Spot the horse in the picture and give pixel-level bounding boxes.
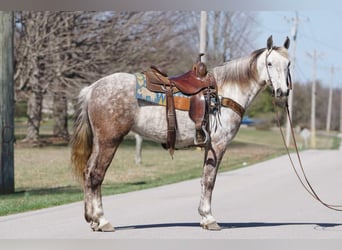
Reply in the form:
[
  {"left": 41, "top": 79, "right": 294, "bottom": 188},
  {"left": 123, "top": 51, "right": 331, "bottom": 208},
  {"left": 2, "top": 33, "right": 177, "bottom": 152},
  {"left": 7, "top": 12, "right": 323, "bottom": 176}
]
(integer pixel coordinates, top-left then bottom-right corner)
[{"left": 70, "top": 36, "right": 291, "bottom": 232}]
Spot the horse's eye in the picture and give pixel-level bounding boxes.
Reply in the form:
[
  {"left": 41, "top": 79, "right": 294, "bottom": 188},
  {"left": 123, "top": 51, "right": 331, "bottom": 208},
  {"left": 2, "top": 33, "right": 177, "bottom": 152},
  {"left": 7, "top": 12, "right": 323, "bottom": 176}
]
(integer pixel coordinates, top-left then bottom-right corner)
[{"left": 267, "top": 62, "right": 272, "bottom": 67}]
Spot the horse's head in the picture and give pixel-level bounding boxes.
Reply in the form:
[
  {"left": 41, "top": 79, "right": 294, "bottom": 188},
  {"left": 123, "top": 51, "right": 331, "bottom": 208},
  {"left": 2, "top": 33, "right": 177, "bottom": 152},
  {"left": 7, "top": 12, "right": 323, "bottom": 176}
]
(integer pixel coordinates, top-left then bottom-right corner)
[{"left": 258, "top": 36, "right": 291, "bottom": 99}]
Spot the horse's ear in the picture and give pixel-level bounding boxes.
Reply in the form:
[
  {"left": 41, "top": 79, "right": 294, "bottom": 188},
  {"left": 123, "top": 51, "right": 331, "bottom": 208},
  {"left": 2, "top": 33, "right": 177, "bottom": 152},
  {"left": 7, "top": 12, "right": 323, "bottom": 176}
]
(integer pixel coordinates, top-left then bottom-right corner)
[
  {"left": 284, "top": 36, "right": 290, "bottom": 49},
  {"left": 267, "top": 35, "right": 273, "bottom": 50}
]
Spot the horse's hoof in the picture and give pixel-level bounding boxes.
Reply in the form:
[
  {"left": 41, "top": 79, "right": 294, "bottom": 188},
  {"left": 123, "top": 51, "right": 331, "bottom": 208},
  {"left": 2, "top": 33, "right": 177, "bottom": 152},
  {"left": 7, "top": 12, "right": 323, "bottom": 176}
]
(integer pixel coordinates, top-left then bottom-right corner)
[
  {"left": 98, "top": 222, "right": 115, "bottom": 232},
  {"left": 91, "top": 221, "right": 115, "bottom": 232},
  {"left": 202, "top": 222, "right": 221, "bottom": 231}
]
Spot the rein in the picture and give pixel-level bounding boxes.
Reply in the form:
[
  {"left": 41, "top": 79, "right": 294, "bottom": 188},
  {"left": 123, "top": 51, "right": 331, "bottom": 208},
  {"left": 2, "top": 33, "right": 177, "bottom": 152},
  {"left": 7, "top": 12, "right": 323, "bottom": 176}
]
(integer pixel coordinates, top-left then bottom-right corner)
[{"left": 273, "top": 100, "right": 342, "bottom": 211}]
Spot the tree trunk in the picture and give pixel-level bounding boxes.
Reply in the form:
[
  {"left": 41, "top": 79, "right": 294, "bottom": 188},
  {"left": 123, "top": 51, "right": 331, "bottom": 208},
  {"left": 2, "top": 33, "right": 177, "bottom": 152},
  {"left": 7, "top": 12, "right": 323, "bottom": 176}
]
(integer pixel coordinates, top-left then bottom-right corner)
[
  {"left": 25, "top": 86, "right": 43, "bottom": 142},
  {"left": 53, "top": 92, "right": 69, "bottom": 139},
  {"left": 0, "top": 11, "right": 14, "bottom": 194}
]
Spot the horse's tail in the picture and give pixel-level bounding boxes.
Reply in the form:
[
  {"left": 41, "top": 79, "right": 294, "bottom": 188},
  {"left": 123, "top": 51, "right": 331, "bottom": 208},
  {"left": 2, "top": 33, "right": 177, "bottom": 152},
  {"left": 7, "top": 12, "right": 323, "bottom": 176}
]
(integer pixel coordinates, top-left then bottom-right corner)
[{"left": 70, "top": 86, "right": 93, "bottom": 184}]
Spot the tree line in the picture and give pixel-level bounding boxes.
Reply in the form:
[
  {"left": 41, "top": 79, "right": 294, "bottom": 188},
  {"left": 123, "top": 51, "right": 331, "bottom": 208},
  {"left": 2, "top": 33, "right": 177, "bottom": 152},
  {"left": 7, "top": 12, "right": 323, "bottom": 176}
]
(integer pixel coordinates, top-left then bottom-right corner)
[{"left": 246, "top": 81, "right": 341, "bottom": 131}]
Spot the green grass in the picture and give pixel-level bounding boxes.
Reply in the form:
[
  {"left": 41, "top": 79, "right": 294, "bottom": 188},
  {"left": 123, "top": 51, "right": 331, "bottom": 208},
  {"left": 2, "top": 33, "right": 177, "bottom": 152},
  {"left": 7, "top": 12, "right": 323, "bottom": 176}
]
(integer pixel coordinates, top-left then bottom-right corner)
[{"left": 0, "top": 125, "right": 339, "bottom": 217}]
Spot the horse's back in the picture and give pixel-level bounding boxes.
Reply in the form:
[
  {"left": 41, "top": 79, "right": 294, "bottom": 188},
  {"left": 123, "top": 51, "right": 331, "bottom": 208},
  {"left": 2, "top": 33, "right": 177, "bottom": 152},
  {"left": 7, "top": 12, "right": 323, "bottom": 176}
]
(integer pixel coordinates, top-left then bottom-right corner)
[{"left": 90, "top": 72, "right": 135, "bottom": 95}]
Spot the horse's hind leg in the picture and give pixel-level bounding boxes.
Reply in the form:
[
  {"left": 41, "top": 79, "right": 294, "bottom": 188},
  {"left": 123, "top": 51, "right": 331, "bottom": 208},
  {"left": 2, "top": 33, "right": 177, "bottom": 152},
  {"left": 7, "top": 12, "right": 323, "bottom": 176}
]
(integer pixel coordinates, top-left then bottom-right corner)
[
  {"left": 84, "top": 138, "right": 122, "bottom": 232},
  {"left": 198, "top": 144, "right": 225, "bottom": 231},
  {"left": 134, "top": 133, "right": 143, "bottom": 164}
]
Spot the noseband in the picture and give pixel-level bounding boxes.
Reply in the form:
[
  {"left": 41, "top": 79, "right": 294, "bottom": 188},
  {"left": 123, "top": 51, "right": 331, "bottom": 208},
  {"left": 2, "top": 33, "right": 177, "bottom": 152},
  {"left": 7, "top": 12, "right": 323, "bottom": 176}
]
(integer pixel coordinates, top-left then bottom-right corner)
[{"left": 287, "top": 67, "right": 292, "bottom": 90}]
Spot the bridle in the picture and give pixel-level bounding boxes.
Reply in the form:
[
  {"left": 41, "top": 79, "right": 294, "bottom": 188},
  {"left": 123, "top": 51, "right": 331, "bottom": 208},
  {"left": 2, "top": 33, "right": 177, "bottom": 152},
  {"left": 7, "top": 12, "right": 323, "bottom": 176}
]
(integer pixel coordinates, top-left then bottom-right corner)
[
  {"left": 265, "top": 48, "right": 292, "bottom": 96},
  {"left": 265, "top": 48, "right": 273, "bottom": 86},
  {"left": 273, "top": 99, "right": 342, "bottom": 211}
]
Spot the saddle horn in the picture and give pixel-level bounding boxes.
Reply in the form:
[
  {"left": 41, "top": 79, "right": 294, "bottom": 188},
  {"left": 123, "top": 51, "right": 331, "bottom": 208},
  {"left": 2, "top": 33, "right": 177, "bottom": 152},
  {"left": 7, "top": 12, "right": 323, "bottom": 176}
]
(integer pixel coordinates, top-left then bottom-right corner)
[
  {"left": 194, "top": 53, "right": 207, "bottom": 78},
  {"left": 198, "top": 53, "right": 205, "bottom": 63}
]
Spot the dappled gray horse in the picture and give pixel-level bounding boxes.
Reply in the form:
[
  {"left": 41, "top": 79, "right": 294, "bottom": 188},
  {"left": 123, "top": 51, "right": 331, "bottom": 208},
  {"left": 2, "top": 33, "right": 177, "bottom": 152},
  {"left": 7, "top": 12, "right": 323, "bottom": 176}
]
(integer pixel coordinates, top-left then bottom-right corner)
[{"left": 71, "top": 36, "right": 291, "bottom": 232}]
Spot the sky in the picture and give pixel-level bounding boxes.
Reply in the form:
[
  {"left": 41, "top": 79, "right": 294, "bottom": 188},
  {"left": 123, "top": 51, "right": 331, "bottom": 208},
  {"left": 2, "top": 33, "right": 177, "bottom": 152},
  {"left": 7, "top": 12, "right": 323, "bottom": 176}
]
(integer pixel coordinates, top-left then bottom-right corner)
[{"left": 254, "top": 11, "right": 342, "bottom": 89}]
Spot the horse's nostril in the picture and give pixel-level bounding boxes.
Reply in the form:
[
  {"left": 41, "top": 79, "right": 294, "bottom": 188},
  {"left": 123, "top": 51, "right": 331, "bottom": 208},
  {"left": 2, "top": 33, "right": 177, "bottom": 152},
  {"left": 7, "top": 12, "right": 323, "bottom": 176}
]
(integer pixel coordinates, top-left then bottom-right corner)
[
  {"left": 275, "top": 88, "right": 289, "bottom": 97},
  {"left": 276, "top": 88, "right": 282, "bottom": 97}
]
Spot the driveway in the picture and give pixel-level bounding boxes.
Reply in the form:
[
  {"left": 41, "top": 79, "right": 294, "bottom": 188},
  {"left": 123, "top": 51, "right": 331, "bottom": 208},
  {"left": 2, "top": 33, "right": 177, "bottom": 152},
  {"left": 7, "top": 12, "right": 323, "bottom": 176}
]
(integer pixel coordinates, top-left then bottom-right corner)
[{"left": 0, "top": 149, "right": 341, "bottom": 239}]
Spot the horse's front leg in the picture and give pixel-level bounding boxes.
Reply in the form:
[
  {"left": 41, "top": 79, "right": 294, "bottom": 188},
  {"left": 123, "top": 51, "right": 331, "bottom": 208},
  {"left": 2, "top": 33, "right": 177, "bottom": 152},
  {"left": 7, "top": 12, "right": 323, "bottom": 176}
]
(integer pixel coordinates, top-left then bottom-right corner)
[{"left": 198, "top": 144, "right": 224, "bottom": 231}]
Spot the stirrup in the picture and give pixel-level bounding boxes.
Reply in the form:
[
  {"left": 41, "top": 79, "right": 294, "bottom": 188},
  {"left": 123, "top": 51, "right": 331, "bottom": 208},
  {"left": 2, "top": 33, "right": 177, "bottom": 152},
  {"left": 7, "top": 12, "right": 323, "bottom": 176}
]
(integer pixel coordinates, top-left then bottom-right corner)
[{"left": 194, "top": 125, "right": 209, "bottom": 145}]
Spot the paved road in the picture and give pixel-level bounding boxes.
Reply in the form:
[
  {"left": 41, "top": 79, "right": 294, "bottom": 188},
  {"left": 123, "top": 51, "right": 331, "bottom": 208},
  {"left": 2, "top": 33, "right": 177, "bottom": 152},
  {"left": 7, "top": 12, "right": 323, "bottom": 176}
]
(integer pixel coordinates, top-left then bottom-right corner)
[{"left": 1, "top": 149, "right": 342, "bottom": 239}]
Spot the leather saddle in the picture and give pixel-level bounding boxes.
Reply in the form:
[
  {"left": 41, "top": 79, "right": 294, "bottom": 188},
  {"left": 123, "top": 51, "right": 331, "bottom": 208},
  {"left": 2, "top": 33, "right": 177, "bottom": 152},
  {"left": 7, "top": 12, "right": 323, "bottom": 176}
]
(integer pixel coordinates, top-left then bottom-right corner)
[{"left": 144, "top": 54, "right": 219, "bottom": 157}]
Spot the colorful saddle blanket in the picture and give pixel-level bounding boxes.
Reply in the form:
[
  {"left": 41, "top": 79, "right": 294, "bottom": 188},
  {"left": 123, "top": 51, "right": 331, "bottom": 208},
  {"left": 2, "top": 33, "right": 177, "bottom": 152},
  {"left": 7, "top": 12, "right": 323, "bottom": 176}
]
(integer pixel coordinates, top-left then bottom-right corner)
[{"left": 135, "top": 72, "right": 190, "bottom": 111}]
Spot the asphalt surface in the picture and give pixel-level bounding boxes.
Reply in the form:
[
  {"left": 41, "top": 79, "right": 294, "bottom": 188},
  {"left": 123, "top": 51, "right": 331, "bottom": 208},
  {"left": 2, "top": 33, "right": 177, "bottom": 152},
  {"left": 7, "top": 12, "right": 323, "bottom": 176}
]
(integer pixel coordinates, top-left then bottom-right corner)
[{"left": 1, "top": 148, "right": 342, "bottom": 239}]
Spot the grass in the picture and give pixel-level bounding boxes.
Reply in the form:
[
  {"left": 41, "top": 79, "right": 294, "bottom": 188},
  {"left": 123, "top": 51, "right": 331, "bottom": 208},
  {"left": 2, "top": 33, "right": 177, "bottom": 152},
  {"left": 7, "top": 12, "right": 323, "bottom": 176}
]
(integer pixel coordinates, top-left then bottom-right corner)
[{"left": 0, "top": 125, "right": 339, "bottom": 217}]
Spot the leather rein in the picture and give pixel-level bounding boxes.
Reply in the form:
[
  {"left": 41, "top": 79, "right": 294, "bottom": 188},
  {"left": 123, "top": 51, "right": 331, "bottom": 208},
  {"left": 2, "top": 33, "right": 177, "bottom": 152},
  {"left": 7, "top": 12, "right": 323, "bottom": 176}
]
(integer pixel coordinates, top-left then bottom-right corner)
[
  {"left": 273, "top": 99, "right": 342, "bottom": 212},
  {"left": 265, "top": 48, "right": 342, "bottom": 211}
]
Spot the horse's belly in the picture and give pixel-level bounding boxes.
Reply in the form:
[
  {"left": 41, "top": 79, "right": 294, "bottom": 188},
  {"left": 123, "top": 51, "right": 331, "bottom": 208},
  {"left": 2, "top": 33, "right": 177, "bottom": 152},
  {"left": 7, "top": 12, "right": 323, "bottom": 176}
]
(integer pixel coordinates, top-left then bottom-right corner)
[{"left": 131, "top": 105, "right": 195, "bottom": 147}]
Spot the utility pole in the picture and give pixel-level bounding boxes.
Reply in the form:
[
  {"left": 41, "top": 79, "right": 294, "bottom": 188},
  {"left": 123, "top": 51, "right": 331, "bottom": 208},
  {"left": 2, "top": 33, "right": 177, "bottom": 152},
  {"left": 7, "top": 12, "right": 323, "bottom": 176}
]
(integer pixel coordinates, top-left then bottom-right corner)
[
  {"left": 0, "top": 11, "right": 14, "bottom": 194},
  {"left": 307, "top": 50, "right": 320, "bottom": 149},
  {"left": 199, "top": 11, "right": 207, "bottom": 63},
  {"left": 340, "top": 88, "right": 342, "bottom": 132},
  {"left": 285, "top": 12, "right": 299, "bottom": 147},
  {"left": 326, "top": 66, "right": 334, "bottom": 132}
]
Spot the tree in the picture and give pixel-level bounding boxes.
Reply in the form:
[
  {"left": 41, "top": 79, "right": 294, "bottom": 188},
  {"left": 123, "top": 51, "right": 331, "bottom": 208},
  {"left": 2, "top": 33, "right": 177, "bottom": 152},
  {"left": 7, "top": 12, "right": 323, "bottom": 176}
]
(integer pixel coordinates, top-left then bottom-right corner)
[
  {"left": 246, "top": 88, "right": 274, "bottom": 117},
  {"left": 290, "top": 81, "right": 341, "bottom": 131},
  {"left": 206, "top": 11, "right": 259, "bottom": 66},
  {"left": 14, "top": 12, "right": 53, "bottom": 142},
  {"left": 292, "top": 81, "right": 311, "bottom": 128}
]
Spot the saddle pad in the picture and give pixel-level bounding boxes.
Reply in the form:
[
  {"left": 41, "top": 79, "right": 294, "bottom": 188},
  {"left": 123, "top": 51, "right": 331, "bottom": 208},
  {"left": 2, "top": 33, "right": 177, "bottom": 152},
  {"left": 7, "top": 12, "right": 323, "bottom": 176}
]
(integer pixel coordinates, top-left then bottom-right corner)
[{"left": 135, "top": 73, "right": 190, "bottom": 111}]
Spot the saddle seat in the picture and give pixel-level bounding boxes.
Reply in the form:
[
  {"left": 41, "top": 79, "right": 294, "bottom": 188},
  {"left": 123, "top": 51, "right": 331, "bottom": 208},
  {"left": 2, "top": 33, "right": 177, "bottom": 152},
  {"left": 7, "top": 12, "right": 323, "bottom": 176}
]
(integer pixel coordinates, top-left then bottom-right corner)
[
  {"left": 148, "top": 58, "right": 216, "bottom": 95},
  {"left": 150, "top": 65, "right": 214, "bottom": 95},
  {"left": 144, "top": 54, "right": 219, "bottom": 157}
]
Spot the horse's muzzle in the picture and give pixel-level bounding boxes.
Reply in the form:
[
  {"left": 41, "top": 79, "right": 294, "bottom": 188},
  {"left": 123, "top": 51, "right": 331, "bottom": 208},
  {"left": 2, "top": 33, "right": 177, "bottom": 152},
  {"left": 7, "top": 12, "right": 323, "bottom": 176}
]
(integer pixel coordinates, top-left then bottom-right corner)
[{"left": 273, "top": 88, "right": 289, "bottom": 98}]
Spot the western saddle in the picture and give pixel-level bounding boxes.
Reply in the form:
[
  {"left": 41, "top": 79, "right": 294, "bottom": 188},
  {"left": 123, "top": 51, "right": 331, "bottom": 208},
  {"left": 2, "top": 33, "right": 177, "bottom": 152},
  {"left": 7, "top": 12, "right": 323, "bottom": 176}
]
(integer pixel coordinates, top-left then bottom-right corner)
[{"left": 144, "top": 54, "right": 219, "bottom": 156}]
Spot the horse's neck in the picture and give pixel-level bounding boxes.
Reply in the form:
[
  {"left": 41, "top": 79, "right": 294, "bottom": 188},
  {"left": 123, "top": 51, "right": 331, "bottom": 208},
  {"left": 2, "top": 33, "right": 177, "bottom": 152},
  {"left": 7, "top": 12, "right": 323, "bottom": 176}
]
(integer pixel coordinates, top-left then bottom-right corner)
[{"left": 214, "top": 58, "right": 265, "bottom": 110}]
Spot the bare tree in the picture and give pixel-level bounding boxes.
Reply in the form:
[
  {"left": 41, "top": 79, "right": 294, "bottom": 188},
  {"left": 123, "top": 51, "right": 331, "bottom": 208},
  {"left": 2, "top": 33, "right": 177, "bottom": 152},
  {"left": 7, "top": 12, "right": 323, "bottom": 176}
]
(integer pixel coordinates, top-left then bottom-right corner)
[
  {"left": 15, "top": 12, "right": 53, "bottom": 142},
  {"left": 206, "top": 11, "right": 259, "bottom": 66}
]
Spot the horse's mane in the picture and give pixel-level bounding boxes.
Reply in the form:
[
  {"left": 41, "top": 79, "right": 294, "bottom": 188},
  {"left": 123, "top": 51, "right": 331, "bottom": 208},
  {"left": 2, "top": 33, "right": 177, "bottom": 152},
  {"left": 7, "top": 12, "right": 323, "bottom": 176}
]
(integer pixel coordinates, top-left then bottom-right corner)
[
  {"left": 212, "top": 48, "right": 265, "bottom": 89},
  {"left": 212, "top": 46, "right": 287, "bottom": 89}
]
